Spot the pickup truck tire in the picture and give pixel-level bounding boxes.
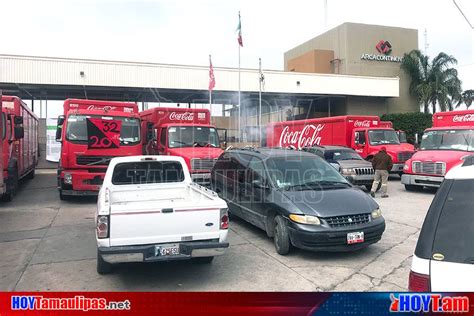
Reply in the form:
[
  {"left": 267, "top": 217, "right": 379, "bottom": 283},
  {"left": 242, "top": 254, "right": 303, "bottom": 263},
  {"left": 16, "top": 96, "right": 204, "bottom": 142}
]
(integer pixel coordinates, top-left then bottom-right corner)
[
  {"left": 97, "top": 250, "right": 112, "bottom": 274},
  {"left": 193, "top": 256, "right": 214, "bottom": 264},
  {"left": 274, "top": 215, "right": 290, "bottom": 255}
]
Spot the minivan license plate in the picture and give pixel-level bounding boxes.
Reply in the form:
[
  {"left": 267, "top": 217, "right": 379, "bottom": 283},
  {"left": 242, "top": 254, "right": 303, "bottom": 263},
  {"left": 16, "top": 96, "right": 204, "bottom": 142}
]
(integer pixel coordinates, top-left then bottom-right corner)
[
  {"left": 155, "top": 244, "right": 180, "bottom": 256},
  {"left": 347, "top": 232, "right": 364, "bottom": 244}
]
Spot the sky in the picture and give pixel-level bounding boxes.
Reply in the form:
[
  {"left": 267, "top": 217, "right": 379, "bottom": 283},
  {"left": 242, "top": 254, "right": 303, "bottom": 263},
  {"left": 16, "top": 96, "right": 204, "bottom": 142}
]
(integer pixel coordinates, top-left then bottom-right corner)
[{"left": 1, "top": 0, "right": 473, "bottom": 117}]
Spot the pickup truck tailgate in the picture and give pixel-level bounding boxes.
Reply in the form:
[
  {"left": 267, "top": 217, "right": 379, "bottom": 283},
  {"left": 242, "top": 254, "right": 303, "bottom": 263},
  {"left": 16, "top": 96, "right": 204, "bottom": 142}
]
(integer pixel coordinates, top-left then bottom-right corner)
[{"left": 109, "top": 186, "right": 222, "bottom": 247}]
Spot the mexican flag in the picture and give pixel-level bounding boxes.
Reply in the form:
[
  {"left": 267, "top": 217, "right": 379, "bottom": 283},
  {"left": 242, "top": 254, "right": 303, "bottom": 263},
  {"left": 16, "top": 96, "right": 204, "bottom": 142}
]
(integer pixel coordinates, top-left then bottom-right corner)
[{"left": 237, "top": 12, "right": 243, "bottom": 47}]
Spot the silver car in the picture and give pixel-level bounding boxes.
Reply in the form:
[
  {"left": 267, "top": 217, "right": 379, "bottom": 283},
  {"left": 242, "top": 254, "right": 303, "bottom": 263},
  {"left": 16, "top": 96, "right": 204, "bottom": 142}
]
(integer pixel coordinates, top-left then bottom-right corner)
[{"left": 303, "top": 146, "right": 375, "bottom": 191}]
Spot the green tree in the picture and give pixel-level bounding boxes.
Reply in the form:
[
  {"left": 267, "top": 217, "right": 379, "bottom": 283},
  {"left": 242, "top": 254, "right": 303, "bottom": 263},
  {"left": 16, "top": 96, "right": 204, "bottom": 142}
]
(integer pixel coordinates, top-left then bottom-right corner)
[
  {"left": 459, "top": 89, "right": 474, "bottom": 109},
  {"left": 401, "top": 50, "right": 462, "bottom": 113}
]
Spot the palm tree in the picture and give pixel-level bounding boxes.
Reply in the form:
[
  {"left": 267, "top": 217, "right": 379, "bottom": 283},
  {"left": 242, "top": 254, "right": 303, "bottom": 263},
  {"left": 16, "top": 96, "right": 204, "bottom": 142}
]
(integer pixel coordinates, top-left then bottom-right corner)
[
  {"left": 401, "top": 50, "right": 462, "bottom": 113},
  {"left": 459, "top": 89, "right": 474, "bottom": 109}
]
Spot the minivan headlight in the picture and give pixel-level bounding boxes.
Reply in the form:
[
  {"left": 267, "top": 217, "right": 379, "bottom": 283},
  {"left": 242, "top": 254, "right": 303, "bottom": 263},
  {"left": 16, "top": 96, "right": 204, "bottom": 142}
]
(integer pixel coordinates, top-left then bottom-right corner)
[
  {"left": 371, "top": 208, "right": 382, "bottom": 219},
  {"left": 289, "top": 214, "right": 321, "bottom": 225}
]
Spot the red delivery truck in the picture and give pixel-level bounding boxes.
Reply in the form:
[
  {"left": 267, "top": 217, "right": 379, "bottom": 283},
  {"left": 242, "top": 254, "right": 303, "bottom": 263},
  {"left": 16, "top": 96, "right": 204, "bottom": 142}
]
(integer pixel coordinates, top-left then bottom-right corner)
[
  {"left": 140, "top": 107, "right": 223, "bottom": 184},
  {"left": 56, "top": 99, "right": 141, "bottom": 200},
  {"left": 401, "top": 109, "right": 474, "bottom": 190},
  {"left": 1, "top": 95, "right": 39, "bottom": 201},
  {"left": 266, "top": 115, "right": 415, "bottom": 174}
]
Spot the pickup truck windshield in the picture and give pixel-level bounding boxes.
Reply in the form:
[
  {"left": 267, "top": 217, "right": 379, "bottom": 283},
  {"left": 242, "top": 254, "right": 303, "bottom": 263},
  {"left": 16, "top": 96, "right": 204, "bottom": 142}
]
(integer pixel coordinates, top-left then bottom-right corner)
[
  {"left": 420, "top": 129, "right": 474, "bottom": 152},
  {"left": 266, "top": 156, "right": 349, "bottom": 190},
  {"left": 112, "top": 161, "right": 185, "bottom": 185},
  {"left": 168, "top": 126, "right": 219, "bottom": 148},
  {"left": 368, "top": 129, "right": 400, "bottom": 145},
  {"left": 66, "top": 115, "right": 140, "bottom": 145}
]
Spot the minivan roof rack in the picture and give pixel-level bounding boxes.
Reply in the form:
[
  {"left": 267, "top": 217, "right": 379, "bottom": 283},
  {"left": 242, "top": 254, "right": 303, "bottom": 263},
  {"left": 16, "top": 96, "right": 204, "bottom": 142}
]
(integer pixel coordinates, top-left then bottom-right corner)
[{"left": 462, "top": 155, "right": 474, "bottom": 167}]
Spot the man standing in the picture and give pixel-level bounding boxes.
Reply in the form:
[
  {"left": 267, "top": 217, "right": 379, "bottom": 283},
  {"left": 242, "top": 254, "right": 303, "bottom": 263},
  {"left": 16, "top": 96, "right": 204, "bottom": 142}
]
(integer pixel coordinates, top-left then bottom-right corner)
[{"left": 370, "top": 147, "right": 393, "bottom": 198}]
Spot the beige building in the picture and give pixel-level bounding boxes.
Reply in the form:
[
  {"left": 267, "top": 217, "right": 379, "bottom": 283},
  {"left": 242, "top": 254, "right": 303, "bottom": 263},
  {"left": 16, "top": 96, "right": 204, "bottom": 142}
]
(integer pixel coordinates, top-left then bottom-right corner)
[{"left": 284, "top": 22, "right": 419, "bottom": 116}]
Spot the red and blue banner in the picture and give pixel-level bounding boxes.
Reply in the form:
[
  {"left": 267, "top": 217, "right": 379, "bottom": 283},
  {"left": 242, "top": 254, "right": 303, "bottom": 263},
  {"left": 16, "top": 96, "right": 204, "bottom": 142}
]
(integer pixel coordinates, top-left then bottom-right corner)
[{"left": 1, "top": 292, "right": 473, "bottom": 315}]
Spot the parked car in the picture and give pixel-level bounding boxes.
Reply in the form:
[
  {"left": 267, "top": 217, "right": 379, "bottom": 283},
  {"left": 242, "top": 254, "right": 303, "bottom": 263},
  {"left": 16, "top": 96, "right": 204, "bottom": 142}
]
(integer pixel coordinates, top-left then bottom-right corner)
[
  {"left": 96, "top": 155, "right": 229, "bottom": 274},
  {"left": 302, "top": 145, "right": 375, "bottom": 190},
  {"left": 210, "top": 148, "right": 385, "bottom": 255},
  {"left": 408, "top": 156, "right": 474, "bottom": 291}
]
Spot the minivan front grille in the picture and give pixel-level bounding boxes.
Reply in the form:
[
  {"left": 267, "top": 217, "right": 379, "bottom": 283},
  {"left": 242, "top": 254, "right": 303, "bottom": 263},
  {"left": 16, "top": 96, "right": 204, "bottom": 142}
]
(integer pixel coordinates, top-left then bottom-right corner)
[
  {"left": 412, "top": 161, "right": 446, "bottom": 176},
  {"left": 354, "top": 167, "right": 375, "bottom": 175},
  {"left": 398, "top": 152, "right": 413, "bottom": 162},
  {"left": 191, "top": 158, "right": 217, "bottom": 171},
  {"left": 76, "top": 156, "right": 114, "bottom": 166},
  {"left": 325, "top": 213, "right": 371, "bottom": 228}
]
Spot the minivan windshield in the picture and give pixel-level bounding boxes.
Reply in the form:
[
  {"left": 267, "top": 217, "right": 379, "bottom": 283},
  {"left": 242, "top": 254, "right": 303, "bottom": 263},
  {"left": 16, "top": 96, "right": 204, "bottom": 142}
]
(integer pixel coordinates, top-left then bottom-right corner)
[
  {"left": 266, "top": 156, "right": 349, "bottom": 190},
  {"left": 168, "top": 126, "right": 219, "bottom": 148},
  {"left": 368, "top": 129, "right": 400, "bottom": 145},
  {"left": 66, "top": 115, "right": 140, "bottom": 145},
  {"left": 420, "top": 129, "right": 474, "bottom": 152},
  {"left": 432, "top": 179, "right": 474, "bottom": 264}
]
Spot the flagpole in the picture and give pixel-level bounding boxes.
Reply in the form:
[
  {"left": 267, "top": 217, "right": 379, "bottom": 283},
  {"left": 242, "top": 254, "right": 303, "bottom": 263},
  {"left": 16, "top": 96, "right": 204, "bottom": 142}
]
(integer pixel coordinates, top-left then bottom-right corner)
[
  {"left": 238, "top": 38, "right": 241, "bottom": 142},
  {"left": 258, "top": 57, "right": 262, "bottom": 144},
  {"left": 209, "top": 54, "right": 212, "bottom": 108}
]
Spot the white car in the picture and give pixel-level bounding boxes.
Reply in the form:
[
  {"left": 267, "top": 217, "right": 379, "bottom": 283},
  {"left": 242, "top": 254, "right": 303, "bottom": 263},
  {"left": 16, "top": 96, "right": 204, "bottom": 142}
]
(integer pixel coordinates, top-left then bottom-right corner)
[
  {"left": 409, "top": 156, "right": 474, "bottom": 291},
  {"left": 95, "top": 155, "right": 229, "bottom": 274}
]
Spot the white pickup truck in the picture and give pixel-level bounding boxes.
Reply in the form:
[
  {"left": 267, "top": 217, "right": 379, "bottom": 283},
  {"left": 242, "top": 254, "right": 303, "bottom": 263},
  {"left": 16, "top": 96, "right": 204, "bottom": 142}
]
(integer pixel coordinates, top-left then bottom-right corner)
[{"left": 95, "top": 155, "right": 229, "bottom": 274}]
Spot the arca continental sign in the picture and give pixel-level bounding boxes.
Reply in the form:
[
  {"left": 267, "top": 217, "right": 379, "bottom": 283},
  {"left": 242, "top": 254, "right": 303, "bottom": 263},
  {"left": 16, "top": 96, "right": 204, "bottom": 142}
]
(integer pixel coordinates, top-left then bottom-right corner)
[{"left": 361, "top": 40, "right": 403, "bottom": 63}]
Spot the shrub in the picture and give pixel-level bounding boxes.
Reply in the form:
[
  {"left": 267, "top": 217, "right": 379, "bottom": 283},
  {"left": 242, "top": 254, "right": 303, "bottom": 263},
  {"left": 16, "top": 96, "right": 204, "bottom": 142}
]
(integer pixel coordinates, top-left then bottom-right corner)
[{"left": 380, "top": 112, "right": 432, "bottom": 144}]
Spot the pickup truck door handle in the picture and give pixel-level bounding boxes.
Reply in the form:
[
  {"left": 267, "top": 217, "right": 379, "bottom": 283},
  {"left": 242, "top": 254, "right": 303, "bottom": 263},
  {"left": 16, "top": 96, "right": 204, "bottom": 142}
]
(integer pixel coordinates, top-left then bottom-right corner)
[{"left": 162, "top": 208, "right": 174, "bottom": 213}]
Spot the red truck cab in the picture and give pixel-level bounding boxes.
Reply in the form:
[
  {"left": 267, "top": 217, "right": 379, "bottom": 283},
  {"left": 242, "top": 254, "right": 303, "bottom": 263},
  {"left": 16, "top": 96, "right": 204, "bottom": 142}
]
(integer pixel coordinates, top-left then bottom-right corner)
[
  {"left": 56, "top": 99, "right": 141, "bottom": 199},
  {"left": 266, "top": 115, "right": 415, "bottom": 173},
  {"left": 1, "top": 95, "right": 38, "bottom": 201},
  {"left": 140, "top": 107, "right": 223, "bottom": 184},
  {"left": 402, "top": 110, "right": 474, "bottom": 190}
]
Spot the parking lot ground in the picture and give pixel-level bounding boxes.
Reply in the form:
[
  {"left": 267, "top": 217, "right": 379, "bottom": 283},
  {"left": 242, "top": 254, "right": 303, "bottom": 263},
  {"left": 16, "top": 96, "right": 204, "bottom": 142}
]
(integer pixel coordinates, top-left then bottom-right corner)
[{"left": 0, "top": 171, "right": 435, "bottom": 291}]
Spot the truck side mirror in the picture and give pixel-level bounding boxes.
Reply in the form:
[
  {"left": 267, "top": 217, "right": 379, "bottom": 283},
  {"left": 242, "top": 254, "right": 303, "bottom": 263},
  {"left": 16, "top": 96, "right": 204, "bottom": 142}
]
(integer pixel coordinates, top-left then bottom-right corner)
[
  {"left": 55, "top": 127, "right": 62, "bottom": 142},
  {"left": 146, "top": 122, "right": 154, "bottom": 141},
  {"left": 14, "top": 116, "right": 23, "bottom": 125},
  {"left": 57, "top": 115, "right": 65, "bottom": 126},
  {"left": 14, "top": 126, "right": 24, "bottom": 139}
]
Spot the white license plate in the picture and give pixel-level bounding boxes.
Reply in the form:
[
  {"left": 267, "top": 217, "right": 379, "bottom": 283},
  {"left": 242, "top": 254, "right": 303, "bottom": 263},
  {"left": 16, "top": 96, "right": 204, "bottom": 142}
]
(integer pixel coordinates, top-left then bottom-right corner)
[
  {"left": 347, "top": 232, "right": 364, "bottom": 244},
  {"left": 155, "top": 244, "right": 180, "bottom": 256}
]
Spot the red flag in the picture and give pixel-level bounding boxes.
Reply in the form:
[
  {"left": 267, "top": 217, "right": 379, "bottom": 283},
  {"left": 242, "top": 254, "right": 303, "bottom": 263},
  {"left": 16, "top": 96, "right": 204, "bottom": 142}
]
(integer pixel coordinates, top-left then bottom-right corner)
[
  {"left": 209, "top": 55, "right": 215, "bottom": 91},
  {"left": 237, "top": 12, "right": 243, "bottom": 47}
]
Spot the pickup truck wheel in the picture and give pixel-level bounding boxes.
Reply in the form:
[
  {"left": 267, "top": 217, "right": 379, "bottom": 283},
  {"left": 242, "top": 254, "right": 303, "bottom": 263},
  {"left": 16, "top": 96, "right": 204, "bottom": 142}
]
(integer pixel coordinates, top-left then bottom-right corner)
[
  {"left": 97, "top": 250, "right": 112, "bottom": 274},
  {"left": 274, "top": 216, "right": 290, "bottom": 255},
  {"left": 193, "top": 256, "right": 214, "bottom": 264}
]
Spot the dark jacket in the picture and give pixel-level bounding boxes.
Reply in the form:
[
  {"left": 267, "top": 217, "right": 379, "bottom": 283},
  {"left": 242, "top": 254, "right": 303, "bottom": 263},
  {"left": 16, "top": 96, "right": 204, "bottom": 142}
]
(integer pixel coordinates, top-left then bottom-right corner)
[{"left": 372, "top": 150, "right": 393, "bottom": 171}]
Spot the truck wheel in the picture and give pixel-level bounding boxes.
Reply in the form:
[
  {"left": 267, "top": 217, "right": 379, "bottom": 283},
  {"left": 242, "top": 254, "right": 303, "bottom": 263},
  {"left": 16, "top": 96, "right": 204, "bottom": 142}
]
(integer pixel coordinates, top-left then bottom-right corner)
[
  {"left": 405, "top": 184, "right": 421, "bottom": 192},
  {"left": 97, "top": 250, "right": 112, "bottom": 274},
  {"left": 274, "top": 215, "right": 290, "bottom": 255},
  {"left": 26, "top": 168, "right": 35, "bottom": 180},
  {"left": 193, "top": 256, "right": 214, "bottom": 264},
  {"left": 2, "top": 168, "right": 19, "bottom": 202}
]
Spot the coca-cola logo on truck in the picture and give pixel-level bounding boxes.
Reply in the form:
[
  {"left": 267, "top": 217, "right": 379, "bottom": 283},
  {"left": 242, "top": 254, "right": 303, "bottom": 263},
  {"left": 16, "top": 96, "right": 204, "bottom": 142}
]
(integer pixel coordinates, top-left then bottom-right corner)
[
  {"left": 279, "top": 124, "right": 325, "bottom": 149},
  {"left": 354, "top": 120, "right": 371, "bottom": 128},
  {"left": 87, "top": 105, "right": 117, "bottom": 112},
  {"left": 453, "top": 114, "right": 474, "bottom": 123},
  {"left": 169, "top": 112, "right": 194, "bottom": 121}
]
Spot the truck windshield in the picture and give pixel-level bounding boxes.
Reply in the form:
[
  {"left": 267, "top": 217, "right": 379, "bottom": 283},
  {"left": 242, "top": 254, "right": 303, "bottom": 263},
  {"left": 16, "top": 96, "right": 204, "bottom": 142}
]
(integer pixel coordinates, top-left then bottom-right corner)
[
  {"left": 266, "top": 156, "right": 349, "bottom": 190},
  {"left": 368, "top": 129, "right": 400, "bottom": 145},
  {"left": 420, "top": 129, "right": 474, "bottom": 152},
  {"left": 168, "top": 126, "right": 219, "bottom": 148},
  {"left": 66, "top": 115, "right": 140, "bottom": 145},
  {"left": 398, "top": 131, "right": 408, "bottom": 143},
  {"left": 112, "top": 161, "right": 185, "bottom": 185}
]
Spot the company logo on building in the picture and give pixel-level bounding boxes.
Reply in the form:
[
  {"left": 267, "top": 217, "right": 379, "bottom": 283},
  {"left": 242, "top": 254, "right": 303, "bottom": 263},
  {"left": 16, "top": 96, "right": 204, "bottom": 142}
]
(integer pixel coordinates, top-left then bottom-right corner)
[
  {"left": 376, "top": 40, "right": 392, "bottom": 55},
  {"left": 361, "top": 39, "right": 403, "bottom": 63}
]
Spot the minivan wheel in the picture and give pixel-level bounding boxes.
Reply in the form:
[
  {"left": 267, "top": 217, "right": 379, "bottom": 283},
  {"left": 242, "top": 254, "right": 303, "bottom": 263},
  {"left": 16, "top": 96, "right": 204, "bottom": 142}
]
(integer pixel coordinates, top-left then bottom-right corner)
[
  {"left": 97, "top": 250, "right": 112, "bottom": 274},
  {"left": 274, "top": 216, "right": 290, "bottom": 255}
]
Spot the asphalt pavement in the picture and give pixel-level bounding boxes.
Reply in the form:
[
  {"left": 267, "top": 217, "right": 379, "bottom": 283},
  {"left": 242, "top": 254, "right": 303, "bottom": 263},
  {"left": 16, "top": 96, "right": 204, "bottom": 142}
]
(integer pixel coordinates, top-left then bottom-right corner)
[{"left": 0, "top": 171, "right": 435, "bottom": 291}]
